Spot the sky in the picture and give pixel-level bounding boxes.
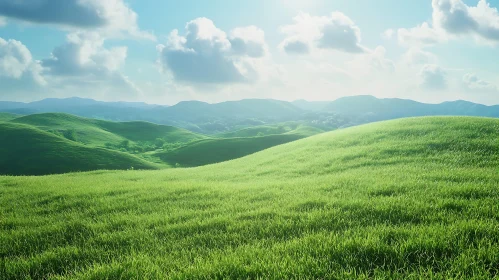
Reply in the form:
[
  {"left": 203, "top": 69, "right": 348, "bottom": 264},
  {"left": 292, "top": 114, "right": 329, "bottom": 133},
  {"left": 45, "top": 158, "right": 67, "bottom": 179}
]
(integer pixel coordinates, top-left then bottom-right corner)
[{"left": 1, "top": 0, "right": 499, "bottom": 105}]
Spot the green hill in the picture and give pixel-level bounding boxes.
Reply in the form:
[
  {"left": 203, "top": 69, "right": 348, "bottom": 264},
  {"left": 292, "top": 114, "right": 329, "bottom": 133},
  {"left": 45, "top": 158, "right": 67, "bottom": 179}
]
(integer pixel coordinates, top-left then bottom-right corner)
[
  {"left": 94, "top": 120, "right": 206, "bottom": 143},
  {"left": 155, "top": 126, "right": 321, "bottom": 167},
  {"left": 0, "top": 112, "right": 20, "bottom": 122},
  {"left": 216, "top": 122, "right": 323, "bottom": 138},
  {"left": 2, "top": 117, "right": 499, "bottom": 278},
  {"left": 0, "top": 123, "right": 158, "bottom": 175},
  {"left": 8, "top": 113, "right": 317, "bottom": 170},
  {"left": 11, "top": 113, "right": 206, "bottom": 147}
]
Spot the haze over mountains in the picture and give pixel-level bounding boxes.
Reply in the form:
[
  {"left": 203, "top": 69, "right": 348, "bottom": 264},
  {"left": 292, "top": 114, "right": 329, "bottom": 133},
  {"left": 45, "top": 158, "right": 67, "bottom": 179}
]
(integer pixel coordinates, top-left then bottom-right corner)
[{"left": 2, "top": 95, "right": 499, "bottom": 134}]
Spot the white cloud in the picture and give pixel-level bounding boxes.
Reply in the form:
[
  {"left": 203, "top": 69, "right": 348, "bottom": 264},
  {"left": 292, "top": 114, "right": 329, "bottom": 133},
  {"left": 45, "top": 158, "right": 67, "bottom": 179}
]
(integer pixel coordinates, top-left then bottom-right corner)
[
  {"left": 229, "top": 26, "right": 268, "bottom": 58},
  {"left": 157, "top": 18, "right": 268, "bottom": 84},
  {"left": 462, "top": 73, "right": 498, "bottom": 92},
  {"left": 0, "top": 16, "right": 6, "bottom": 27},
  {"left": 280, "top": 12, "right": 366, "bottom": 55},
  {"left": 382, "top": 29, "right": 395, "bottom": 39},
  {"left": 397, "top": 22, "right": 444, "bottom": 46},
  {"left": 391, "top": 0, "right": 499, "bottom": 47},
  {"left": 0, "top": 0, "right": 153, "bottom": 39},
  {"left": 43, "top": 32, "right": 127, "bottom": 76},
  {"left": 0, "top": 37, "right": 45, "bottom": 84},
  {"left": 41, "top": 32, "right": 140, "bottom": 97},
  {"left": 420, "top": 64, "right": 447, "bottom": 90},
  {"left": 43, "top": 32, "right": 128, "bottom": 75},
  {"left": 432, "top": 0, "right": 478, "bottom": 35},
  {"left": 280, "top": 38, "right": 310, "bottom": 54}
]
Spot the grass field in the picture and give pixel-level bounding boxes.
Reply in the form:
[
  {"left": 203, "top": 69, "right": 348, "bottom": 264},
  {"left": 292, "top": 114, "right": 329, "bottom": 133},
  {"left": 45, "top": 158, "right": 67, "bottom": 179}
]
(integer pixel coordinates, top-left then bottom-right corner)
[{"left": 1, "top": 117, "right": 499, "bottom": 278}]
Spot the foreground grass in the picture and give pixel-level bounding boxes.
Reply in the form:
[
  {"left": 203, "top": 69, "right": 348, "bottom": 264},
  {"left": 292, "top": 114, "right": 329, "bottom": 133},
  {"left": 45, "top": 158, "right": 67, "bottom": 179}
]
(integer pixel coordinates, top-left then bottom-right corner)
[{"left": 1, "top": 117, "right": 499, "bottom": 279}]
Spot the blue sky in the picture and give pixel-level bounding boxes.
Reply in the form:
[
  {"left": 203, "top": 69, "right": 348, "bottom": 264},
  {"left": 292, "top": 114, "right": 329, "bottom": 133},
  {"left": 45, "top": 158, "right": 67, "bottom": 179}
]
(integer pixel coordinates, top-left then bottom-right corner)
[{"left": 1, "top": 0, "right": 499, "bottom": 105}]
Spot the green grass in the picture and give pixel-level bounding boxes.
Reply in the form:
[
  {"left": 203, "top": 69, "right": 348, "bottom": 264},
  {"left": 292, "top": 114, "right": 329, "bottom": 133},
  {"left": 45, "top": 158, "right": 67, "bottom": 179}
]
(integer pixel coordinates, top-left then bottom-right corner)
[
  {"left": 0, "top": 113, "right": 20, "bottom": 122},
  {"left": 216, "top": 122, "right": 322, "bottom": 138},
  {"left": 11, "top": 113, "right": 205, "bottom": 147},
  {"left": 4, "top": 113, "right": 322, "bottom": 173},
  {"left": 155, "top": 125, "right": 321, "bottom": 167},
  {"left": 0, "top": 123, "right": 158, "bottom": 175},
  {"left": 1, "top": 117, "right": 499, "bottom": 278}
]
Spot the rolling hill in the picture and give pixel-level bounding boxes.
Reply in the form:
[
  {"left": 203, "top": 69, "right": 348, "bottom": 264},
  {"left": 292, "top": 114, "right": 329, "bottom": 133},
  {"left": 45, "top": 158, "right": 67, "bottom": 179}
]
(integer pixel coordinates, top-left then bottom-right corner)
[
  {"left": 156, "top": 134, "right": 309, "bottom": 167},
  {"left": 0, "top": 112, "right": 20, "bottom": 122},
  {"left": 157, "top": 124, "right": 323, "bottom": 167},
  {"left": 11, "top": 113, "right": 206, "bottom": 147},
  {"left": 216, "top": 122, "right": 323, "bottom": 138},
  {"left": 1, "top": 117, "right": 498, "bottom": 278},
  {"left": 5, "top": 113, "right": 320, "bottom": 172},
  {"left": 5, "top": 96, "right": 499, "bottom": 134},
  {"left": 0, "top": 98, "right": 306, "bottom": 133},
  {"left": 0, "top": 123, "right": 158, "bottom": 175}
]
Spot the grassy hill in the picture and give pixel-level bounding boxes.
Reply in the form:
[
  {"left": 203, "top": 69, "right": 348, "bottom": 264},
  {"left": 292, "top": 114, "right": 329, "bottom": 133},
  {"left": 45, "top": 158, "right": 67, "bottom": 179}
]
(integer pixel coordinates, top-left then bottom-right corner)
[
  {"left": 156, "top": 126, "right": 322, "bottom": 167},
  {"left": 0, "top": 123, "right": 158, "bottom": 175},
  {"left": 11, "top": 113, "right": 206, "bottom": 147},
  {"left": 216, "top": 122, "right": 323, "bottom": 138},
  {"left": 1, "top": 117, "right": 499, "bottom": 278},
  {"left": 0, "top": 112, "right": 20, "bottom": 122},
  {"left": 6, "top": 113, "right": 319, "bottom": 172}
]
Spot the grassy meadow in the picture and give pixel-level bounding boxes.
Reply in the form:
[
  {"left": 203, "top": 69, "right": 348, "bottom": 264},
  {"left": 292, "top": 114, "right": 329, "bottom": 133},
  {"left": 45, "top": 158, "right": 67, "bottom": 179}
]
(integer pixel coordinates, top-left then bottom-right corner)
[
  {"left": 1, "top": 117, "right": 499, "bottom": 279},
  {"left": 0, "top": 113, "right": 322, "bottom": 175}
]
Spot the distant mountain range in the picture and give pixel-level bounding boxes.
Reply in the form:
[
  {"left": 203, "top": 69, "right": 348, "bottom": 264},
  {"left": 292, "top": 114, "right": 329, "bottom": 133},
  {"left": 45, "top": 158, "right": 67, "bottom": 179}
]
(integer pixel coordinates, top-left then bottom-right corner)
[
  {"left": 323, "top": 95, "right": 499, "bottom": 120},
  {"left": 2, "top": 95, "right": 499, "bottom": 133}
]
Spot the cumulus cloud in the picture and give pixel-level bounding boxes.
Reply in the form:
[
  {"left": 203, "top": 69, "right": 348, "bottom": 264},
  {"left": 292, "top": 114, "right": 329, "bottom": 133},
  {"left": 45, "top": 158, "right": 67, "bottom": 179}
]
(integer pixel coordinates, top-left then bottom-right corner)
[
  {"left": 281, "top": 39, "right": 310, "bottom": 54},
  {"left": 43, "top": 32, "right": 127, "bottom": 75},
  {"left": 462, "top": 73, "right": 498, "bottom": 92},
  {"left": 41, "top": 32, "right": 140, "bottom": 96},
  {"left": 0, "top": 16, "right": 6, "bottom": 27},
  {"left": 157, "top": 18, "right": 268, "bottom": 84},
  {"left": 0, "top": 37, "right": 45, "bottom": 84},
  {"left": 420, "top": 64, "right": 447, "bottom": 90},
  {"left": 391, "top": 0, "right": 499, "bottom": 46},
  {"left": 397, "top": 22, "right": 444, "bottom": 46},
  {"left": 433, "top": 0, "right": 499, "bottom": 42},
  {"left": 0, "top": 0, "right": 153, "bottom": 39},
  {"left": 229, "top": 26, "right": 268, "bottom": 58},
  {"left": 279, "top": 12, "right": 366, "bottom": 55}
]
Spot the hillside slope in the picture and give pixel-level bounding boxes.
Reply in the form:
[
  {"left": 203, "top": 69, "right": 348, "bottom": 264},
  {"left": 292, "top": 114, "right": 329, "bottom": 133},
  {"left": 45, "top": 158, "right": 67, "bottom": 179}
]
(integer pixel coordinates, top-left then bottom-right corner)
[
  {"left": 216, "top": 122, "right": 324, "bottom": 138},
  {"left": 11, "top": 113, "right": 205, "bottom": 146},
  {"left": 1, "top": 117, "right": 499, "bottom": 278},
  {"left": 156, "top": 125, "right": 322, "bottom": 167},
  {"left": 0, "top": 123, "right": 158, "bottom": 175},
  {"left": 0, "top": 112, "right": 19, "bottom": 122}
]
